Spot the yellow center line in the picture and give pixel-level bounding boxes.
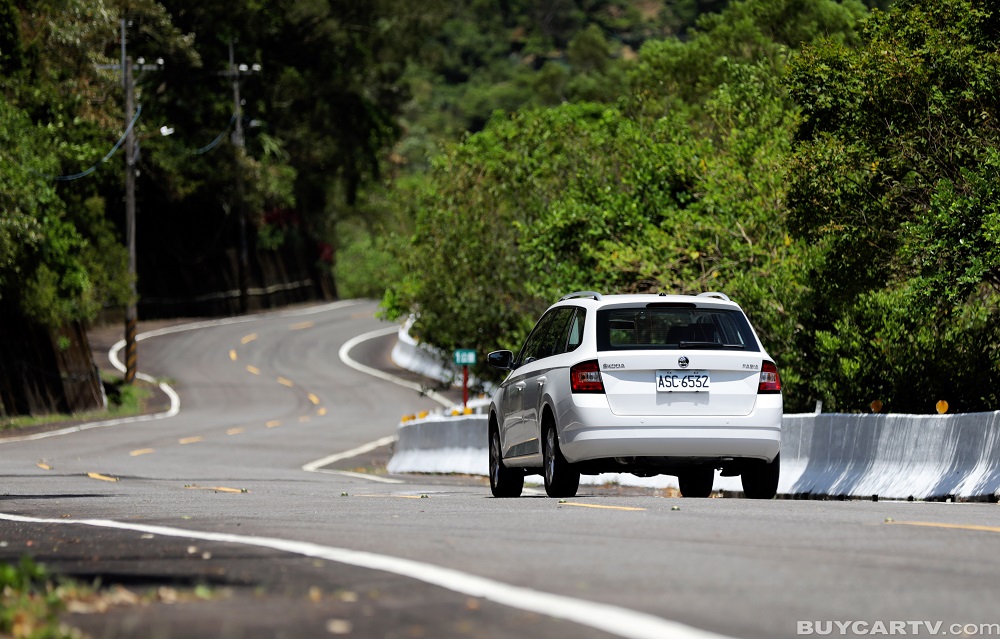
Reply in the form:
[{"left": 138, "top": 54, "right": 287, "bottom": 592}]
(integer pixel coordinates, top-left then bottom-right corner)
[
  {"left": 178, "top": 436, "right": 204, "bottom": 445},
  {"left": 185, "top": 485, "right": 247, "bottom": 494},
  {"left": 226, "top": 428, "right": 245, "bottom": 435},
  {"left": 36, "top": 462, "right": 52, "bottom": 470},
  {"left": 87, "top": 472, "right": 119, "bottom": 482},
  {"left": 289, "top": 321, "right": 315, "bottom": 330},
  {"left": 887, "top": 521, "right": 1000, "bottom": 534},
  {"left": 240, "top": 333, "right": 257, "bottom": 345},
  {"left": 277, "top": 377, "right": 295, "bottom": 387},
  {"left": 129, "top": 448, "right": 155, "bottom": 457},
  {"left": 229, "top": 350, "right": 238, "bottom": 361},
  {"left": 560, "top": 502, "right": 647, "bottom": 512},
  {"left": 246, "top": 365, "right": 261, "bottom": 375},
  {"left": 307, "top": 393, "right": 320, "bottom": 405},
  {"left": 265, "top": 420, "right": 281, "bottom": 428},
  {"left": 317, "top": 407, "right": 328, "bottom": 417}
]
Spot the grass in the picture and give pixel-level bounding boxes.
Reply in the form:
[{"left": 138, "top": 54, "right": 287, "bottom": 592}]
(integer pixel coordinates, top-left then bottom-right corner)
[
  {"left": 1, "top": 557, "right": 89, "bottom": 639},
  {"left": 1, "top": 556, "right": 227, "bottom": 638},
  {"left": 0, "top": 374, "right": 153, "bottom": 433}
]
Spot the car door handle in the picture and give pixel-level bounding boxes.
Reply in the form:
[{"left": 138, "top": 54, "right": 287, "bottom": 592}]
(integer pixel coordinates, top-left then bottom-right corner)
[
  {"left": 536, "top": 376, "right": 547, "bottom": 386},
  {"left": 514, "top": 382, "right": 526, "bottom": 391}
]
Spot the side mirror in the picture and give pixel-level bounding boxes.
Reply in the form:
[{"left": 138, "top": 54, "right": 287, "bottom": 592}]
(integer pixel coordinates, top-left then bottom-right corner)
[{"left": 487, "top": 350, "right": 514, "bottom": 370}]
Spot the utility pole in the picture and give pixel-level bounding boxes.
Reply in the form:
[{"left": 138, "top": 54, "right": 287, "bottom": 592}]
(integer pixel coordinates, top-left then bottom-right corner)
[
  {"left": 98, "top": 18, "right": 164, "bottom": 384},
  {"left": 223, "top": 42, "right": 260, "bottom": 315},
  {"left": 124, "top": 51, "right": 138, "bottom": 384}
]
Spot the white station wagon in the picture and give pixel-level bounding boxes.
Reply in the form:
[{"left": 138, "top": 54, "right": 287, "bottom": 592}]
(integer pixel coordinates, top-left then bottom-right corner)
[{"left": 487, "top": 291, "right": 782, "bottom": 499}]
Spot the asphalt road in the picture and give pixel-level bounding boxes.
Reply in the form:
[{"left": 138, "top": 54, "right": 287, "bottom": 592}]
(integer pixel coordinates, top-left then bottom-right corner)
[{"left": 2, "top": 300, "right": 1000, "bottom": 639}]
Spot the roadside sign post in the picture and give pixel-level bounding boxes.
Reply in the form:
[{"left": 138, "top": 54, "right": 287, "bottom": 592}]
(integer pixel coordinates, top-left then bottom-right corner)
[{"left": 453, "top": 349, "right": 477, "bottom": 410}]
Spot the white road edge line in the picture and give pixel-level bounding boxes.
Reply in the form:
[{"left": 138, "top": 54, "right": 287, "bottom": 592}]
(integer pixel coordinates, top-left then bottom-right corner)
[
  {"left": 0, "top": 300, "right": 363, "bottom": 445},
  {"left": 338, "top": 326, "right": 453, "bottom": 407},
  {"left": 302, "top": 435, "right": 403, "bottom": 484},
  {"left": 0, "top": 513, "right": 737, "bottom": 639}
]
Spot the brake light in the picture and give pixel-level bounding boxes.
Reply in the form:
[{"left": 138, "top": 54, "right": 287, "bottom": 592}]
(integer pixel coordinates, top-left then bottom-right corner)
[
  {"left": 571, "top": 360, "right": 605, "bottom": 394},
  {"left": 758, "top": 361, "right": 781, "bottom": 394}
]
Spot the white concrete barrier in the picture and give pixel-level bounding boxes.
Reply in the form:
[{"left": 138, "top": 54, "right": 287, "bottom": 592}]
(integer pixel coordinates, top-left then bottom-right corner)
[{"left": 387, "top": 410, "right": 1000, "bottom": 499}]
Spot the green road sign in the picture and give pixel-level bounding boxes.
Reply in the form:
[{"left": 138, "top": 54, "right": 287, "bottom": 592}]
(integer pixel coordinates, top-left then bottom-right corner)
[{"left": 453, "top": 349, "right": 477, "bottom": 366}]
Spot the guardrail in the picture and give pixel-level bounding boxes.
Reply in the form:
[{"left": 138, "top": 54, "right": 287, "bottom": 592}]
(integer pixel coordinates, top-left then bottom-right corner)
[{"left": 387, "top": 410, "right": 1000, "bottom": 500}]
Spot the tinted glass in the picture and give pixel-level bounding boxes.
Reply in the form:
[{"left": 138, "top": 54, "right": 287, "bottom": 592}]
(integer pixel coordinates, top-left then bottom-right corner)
[
  {"left": 596, "top": 306, "right": 759, "bottom": 352},
  {"left": 518, "top": 307, "right": 576, "bottom": 365},
  {"left": 565, "top": 308, "right": 585, "bottom": 352}
]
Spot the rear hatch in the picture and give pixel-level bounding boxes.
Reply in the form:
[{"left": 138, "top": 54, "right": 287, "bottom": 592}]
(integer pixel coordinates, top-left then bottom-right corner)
[{"left": 595, "top": 303, "right": 765, "bottom": 417}]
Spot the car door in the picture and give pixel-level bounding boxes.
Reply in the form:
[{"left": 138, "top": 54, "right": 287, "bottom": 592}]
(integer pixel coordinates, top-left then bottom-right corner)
[{"left": 517, "top": 307, "right": 577, "bottom": 453}]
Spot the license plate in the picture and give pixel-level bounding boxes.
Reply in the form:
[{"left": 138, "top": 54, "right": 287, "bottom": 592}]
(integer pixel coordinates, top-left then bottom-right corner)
[{"left": 656, "top": 370, "right": 710, "bottom": 392}]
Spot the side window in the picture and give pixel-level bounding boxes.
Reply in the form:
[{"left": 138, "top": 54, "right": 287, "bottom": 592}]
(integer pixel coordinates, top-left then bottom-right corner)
[
  {"left": 518, "top": 307, "right": 574, "bottom": 365},
  {"left": 564, "top": 308, "right": 585, "bottom": 353}
]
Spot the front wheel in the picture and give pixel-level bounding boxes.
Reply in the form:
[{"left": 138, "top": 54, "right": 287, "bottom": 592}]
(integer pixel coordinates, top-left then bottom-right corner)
[
  {"left": 543, "top": 421, "right": 579, "bottom": 498},
  {"left": 489, "top": 423, "right": 523, "bottom": 498},
  {"left": 742, "top": 453, "right": 780, "bottom": 500}
]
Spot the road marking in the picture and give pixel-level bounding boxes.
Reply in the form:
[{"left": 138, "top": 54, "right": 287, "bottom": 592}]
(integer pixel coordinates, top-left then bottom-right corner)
[
  {"left": 317, "top": 407, "right": 328, "bottom": 416},
  {"left": 277, "top": 376, "right": 295, "bottom": 387},
  {"left": 887, "top": 521, "right": 1000, "bottom": 534},
  {"left": 178, "top": 436, "right": 203, "bottom": 445},
  {"left": 229, "top": 350, "right": 238, "bottom": 361},
  {"left": 265, "top": 420, "right": 281, "bottom": 428},
  {"left": 322, "top": 470, "right": 403, "bottom": 484},
  {"left": 560, "top": 502, "right": 646, "bottom": 512},
  {"left": 290, "top": 321, "right": 315, "bottom": 330},
  {"left": 226, "top": 428, "right": 245, "bottom": 435},
  {"left": 0, "top": 512, "right": 737, "bottom": 639},
  {"left": 0, "top": 300, "right": 363, "bottom": 446},
  {"left": 303, "top": 436, "right": 396, "bottom": 472},
  {"left": 338, "top": 326, "right": 452, "bottom": 407},
  {"left": 185, "top": 485, "right": 247, "bottom": 494},
  {"left": 87, "top": 472, "right": 119, "bottom": 482},
  {"left": 130, "top": 448, "right": 155, "bottom": 457},
  {"left": 246, "top": 365, "right": 261, "bottom": 375},
  {"left": 298, "top": 416, "right": 311, "bottom": 423},
  {"left": 241, "top": 333, "right": 257, "bottom": 344},
  {"left": 36, "top": 462, "right": 52, "bottom": 470},
  {"left": 308, "top": 393, "right": 320, "bottom": 405}
]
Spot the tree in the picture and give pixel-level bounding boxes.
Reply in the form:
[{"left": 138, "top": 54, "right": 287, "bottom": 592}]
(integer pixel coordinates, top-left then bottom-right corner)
[{"left": 787, "top": 0, "right": 1000, "bottom": 412}]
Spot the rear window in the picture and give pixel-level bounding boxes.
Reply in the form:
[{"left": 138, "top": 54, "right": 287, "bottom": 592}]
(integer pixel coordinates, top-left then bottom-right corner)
[{"left": 596, "top": 306, "right": 760, "bottom": 352}]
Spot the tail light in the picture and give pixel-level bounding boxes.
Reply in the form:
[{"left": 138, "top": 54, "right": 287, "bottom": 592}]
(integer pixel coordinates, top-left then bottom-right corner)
[
  {"left": 571, "top": 360, "right": 605, "bottom": 394},
  {"left": 758, "top": 361, "right": 781, "bottom": 394}
]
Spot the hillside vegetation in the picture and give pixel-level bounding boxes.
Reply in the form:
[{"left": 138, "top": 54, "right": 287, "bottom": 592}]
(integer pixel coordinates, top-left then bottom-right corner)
[{"left": 2, "top": 0, "right": 996, "bottom": 414}]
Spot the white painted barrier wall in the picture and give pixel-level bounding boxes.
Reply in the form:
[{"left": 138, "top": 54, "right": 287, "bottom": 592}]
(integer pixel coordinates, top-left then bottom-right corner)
[{"left": 387, "top": 410, "right": 1000, "bottom": 499}]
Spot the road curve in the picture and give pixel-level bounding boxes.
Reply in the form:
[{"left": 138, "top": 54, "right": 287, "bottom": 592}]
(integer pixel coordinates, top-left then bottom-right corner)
[{"left": 2, "top": 301, "right": 1000, "bottom": 639}]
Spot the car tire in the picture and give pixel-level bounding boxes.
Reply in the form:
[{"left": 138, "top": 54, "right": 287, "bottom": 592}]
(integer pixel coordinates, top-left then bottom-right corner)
[
  {"left": 678, "top": 467, "right": 714, "bottom": 498},
  {"left": 742, "top": 453, "right": 780, "bottom": 499},
  {"left": 543, "top": 419, "right": 579, "bottom": 498},
  {"left": 489, "top": 420, "right": 523, "bottom": 498}
]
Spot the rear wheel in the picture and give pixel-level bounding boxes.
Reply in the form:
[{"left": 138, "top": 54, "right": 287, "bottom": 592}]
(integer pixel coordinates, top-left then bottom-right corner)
[
  {"left": 742, "top": 453, "right": 780, "bottom": 499},
  {"left": 543, "top": 420, "right": 579, "bottom": 498},
  {"left": 678, "top": 467, "right": 715, "bottom": 498},
  {"left": 489, "top": 422, "right": 523, "bottom": 498}
]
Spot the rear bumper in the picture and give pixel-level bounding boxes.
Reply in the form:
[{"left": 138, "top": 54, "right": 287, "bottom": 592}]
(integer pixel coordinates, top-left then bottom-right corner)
[{"left": 557, "top": 394, "right": 782, "bottom": 463}]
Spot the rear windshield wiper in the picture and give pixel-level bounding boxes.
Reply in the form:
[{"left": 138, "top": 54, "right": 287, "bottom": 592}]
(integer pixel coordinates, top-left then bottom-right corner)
[{"left": 677, "top": 341, "right": 745, "bottom": 350}]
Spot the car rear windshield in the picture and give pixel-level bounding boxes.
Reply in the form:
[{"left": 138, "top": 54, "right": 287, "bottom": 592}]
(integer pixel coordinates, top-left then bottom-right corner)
[{"left": 596, "top": 306, "right": 760, "bottom": 352}]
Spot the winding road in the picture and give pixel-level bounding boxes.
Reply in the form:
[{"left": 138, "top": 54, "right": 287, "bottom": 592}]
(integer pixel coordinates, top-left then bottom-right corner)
[{"left": 2, "top": 300, "right": 999, "bottom": 639}]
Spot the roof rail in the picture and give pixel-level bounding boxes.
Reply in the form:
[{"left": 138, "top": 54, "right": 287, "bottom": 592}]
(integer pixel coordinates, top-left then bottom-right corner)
[
  {"left": 697, "top": 291, "right": 731, "bottom": 301},
  {"left": 560, "top": 291, "right": 603, "bottom": 302}
]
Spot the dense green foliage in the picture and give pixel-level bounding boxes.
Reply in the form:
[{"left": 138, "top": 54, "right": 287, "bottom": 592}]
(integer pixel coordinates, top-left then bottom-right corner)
[
  {"left": 384, "top": 0, "right": 999, "bottom": 414},
  {"left": 787, "top": 0, "right": 1000, "bottom": 411},
  {"left": 0, "top": 1, "right": 131, "bottom": 327}
]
